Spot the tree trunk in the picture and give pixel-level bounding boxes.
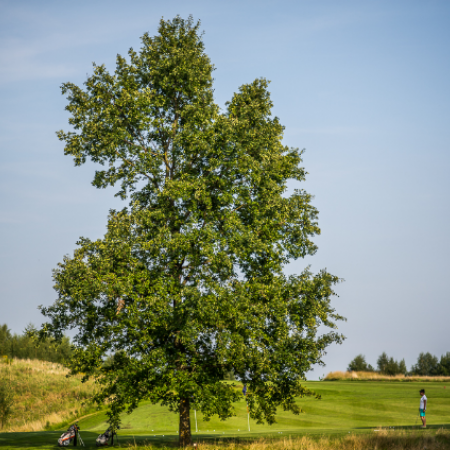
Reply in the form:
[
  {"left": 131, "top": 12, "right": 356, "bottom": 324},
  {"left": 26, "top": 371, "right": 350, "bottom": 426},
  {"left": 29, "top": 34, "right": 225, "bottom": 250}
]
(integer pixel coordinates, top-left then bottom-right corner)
[{"left": 178, "top": 397, "right": 192, "bottom": 447}]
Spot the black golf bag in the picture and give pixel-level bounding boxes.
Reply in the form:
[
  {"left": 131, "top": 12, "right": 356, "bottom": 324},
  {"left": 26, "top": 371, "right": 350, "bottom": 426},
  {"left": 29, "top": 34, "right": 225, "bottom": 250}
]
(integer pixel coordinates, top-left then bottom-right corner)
[
  {"left": 96, "top": 427, "right": 117, "bottom": 446},
  {"left": 58, "top": 424, "right": 80, "bottom": 447}
]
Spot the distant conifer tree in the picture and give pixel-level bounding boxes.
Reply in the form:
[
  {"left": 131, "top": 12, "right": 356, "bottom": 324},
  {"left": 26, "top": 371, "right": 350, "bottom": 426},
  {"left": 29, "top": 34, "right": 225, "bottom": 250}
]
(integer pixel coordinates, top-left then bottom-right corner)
[{"left": 377, "top": 352, "right": 389, "bottom": 373}]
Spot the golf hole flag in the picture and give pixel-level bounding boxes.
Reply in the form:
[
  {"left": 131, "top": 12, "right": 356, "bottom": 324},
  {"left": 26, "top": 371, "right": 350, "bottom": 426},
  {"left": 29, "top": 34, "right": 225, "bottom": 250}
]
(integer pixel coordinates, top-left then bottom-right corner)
[{"left": 242, "top": 385, "right": 250, "bottom": 431}]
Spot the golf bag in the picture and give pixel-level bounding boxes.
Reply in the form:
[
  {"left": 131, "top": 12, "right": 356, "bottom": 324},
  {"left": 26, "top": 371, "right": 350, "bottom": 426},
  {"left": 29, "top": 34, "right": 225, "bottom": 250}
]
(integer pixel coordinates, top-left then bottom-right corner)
[
  {"left": 96, "top": 427, "right": 117, "bottom": 447},
  {"left": 58, "top": 424, "right": 80, "bottom": 447}
]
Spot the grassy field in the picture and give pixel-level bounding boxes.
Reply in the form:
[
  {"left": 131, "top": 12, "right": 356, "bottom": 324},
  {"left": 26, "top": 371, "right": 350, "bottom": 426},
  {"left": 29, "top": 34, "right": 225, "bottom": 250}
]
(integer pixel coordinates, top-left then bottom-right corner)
[{"left": 1, "top": 380, "right": 450, "bottom": 448}]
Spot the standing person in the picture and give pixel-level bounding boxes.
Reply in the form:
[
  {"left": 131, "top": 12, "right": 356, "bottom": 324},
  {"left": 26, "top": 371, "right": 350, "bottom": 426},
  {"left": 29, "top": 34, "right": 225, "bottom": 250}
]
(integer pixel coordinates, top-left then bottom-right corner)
[{"left": 419, "top": 389, "right": 427, "bottom": 428}]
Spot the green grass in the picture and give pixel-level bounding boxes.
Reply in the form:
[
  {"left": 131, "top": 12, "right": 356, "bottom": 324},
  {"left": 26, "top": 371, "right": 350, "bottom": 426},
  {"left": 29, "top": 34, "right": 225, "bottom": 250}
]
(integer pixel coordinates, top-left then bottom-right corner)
[{"left": 1, "top": 381, "right": 450, "bottom": 448}]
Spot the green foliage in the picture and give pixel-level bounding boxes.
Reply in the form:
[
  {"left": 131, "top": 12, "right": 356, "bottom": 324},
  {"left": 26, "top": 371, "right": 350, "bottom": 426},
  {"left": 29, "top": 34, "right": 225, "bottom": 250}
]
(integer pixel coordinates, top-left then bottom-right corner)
[
  {"left": 411, "top": 352, "right": 439, "bottom": 376},
  {"left": 376, "top": 352, "right": 389, "bottom": 373},
  {"left": 384, "top": 357, "right": 401, "bottom": 376},
  {"left": 376, "top": 352, "right": 405, "bottom": 375},
  {"left": 347, "top": 354, "right": 373, "bottom": 372},
  {"left": 436, "top": 352, "right": 450, "bottom": 376},
  {"left": 0, "top": 325, "right": 12, "bottom": 358},
  {"left": 223, "top": 369, "right": 236, "bottom": 381},
  {"left": 348, "top": 352, "right": 449, "bottom": 377},
  {"left": 409, "top": 352, "right": 450, "bottom": 376},
  {"left": 41, "top": 16, "right": 344, "bottom": 445},
  {"left": 0, "top": 324, "right": 72, "bottom": 364},
  {"left": 0, "top": 381, "right": 13, "bottom": 429},
  {"left": 398, "top": 359, "right": 407, "bottom": 375}
]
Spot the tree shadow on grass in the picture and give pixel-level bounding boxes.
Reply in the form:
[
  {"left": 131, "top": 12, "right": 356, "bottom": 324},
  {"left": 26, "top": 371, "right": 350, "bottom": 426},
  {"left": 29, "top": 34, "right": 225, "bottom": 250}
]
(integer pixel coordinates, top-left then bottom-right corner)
[
  {"left": 3, "top": 427, "right": 449, "bottom": 449},
  {"left": 0, "top": 431, "right": 325, "bottom": 449},
  {"left": 0, "top": 431, "right": 97, "bottom": 449},
  {"left": 0, "top": 431, "right": 182, "bottom": 448}
]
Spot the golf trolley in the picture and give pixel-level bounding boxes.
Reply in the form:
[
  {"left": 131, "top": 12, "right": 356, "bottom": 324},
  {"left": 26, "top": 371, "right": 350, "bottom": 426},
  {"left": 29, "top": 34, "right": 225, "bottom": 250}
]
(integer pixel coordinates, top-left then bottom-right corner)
[
  {"left": 58, "top": 423, "right": 85, "bottom": 447},
  {"left": 96, "top": 426, "right": 120, "bottom": 447}
]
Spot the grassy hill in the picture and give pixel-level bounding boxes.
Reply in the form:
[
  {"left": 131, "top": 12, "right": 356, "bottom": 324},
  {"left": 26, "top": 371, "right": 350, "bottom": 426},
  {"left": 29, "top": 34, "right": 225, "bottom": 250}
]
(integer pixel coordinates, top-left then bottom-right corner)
[
  {"left": 0, "top": 358, "right": 96, "bottom": 432},
  {"left": 2, "top": 379, "right": 449, "bottom": 449},
  {"left": 1, "top": 365, "right": 450, "bottom": 449}
]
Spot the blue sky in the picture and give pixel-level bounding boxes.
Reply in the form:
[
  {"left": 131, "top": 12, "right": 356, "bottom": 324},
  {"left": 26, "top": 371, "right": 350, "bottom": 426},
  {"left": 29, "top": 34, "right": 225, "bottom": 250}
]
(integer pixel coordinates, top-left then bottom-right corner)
[{"left": 0, "top": 0, "right": 449, "bottom": 378}]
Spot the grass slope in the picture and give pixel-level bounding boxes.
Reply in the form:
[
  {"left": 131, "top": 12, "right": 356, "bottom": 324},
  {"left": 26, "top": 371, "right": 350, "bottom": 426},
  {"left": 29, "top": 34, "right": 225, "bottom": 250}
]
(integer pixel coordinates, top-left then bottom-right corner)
[
  {"left": 0, "top": 359, "right": 96, "bottom": 432},
  {"left": 1, "top": 381, "right": 449, "bottom": 448}
]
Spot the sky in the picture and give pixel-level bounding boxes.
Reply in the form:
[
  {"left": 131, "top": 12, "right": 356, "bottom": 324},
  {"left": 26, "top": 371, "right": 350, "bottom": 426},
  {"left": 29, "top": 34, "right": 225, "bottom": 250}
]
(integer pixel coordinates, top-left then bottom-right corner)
[{"left": 0, "top": 0, "right": 449, "bottom": 379}]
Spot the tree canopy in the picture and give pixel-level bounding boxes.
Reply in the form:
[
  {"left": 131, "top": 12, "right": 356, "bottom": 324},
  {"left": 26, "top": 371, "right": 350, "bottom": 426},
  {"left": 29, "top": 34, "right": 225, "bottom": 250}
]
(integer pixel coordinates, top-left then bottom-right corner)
[
  {"left": 40, "top": 16, "right": 344, "bottom": 446},
  {"left": 0, "top": 324, "right": 72, "bottom": 364},
  {"left": 347, "top": 354, "right": 373, "bottom": 372},
  {"left": 411, "top": 352, "right": 439, "bottom": 376},
  {"left": 348, "top": 352, "right": 449, "bottom": 377}
]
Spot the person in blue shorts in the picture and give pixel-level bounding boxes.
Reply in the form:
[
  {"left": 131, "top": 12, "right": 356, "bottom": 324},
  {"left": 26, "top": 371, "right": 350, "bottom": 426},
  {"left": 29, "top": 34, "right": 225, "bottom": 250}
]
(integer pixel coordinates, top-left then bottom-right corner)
[{"left": 419, "top": 389, "right": 427, "bottom": 428}]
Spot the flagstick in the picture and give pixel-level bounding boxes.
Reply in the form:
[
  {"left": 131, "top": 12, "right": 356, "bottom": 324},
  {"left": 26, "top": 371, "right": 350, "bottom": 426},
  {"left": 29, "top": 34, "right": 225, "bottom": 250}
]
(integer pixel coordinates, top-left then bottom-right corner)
[
  {"left": 194, "top": 409, "right": 198, "bottom": 433},
  {"left": 247, "top": 403, "right": 250, "bottom": 432},
  {"left": 243, "top": 384, "right": 251, "bottom": 432}
]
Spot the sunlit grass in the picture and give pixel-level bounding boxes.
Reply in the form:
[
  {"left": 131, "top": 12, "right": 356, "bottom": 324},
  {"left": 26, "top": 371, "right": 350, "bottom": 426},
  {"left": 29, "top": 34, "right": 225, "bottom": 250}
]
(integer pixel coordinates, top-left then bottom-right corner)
[{"left": 0, "top": 358, "right": 96, "bottom": 432}]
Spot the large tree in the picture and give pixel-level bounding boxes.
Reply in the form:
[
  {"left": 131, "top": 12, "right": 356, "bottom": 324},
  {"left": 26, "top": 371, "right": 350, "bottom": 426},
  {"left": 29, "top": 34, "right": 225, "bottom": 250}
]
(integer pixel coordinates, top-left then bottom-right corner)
[{"left": 40, "top": 16, "right": 344, "bottom": 446}]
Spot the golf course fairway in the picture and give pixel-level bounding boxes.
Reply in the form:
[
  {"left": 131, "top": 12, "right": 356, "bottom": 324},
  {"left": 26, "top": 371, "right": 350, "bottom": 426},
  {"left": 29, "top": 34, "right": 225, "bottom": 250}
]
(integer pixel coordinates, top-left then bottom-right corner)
[{"left": 1, "top": 381, "right": 449, "bottom": 448}]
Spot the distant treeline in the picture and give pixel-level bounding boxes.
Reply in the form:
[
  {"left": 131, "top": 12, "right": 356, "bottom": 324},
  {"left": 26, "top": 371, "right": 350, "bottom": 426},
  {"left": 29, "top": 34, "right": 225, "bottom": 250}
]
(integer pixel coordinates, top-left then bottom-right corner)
[
  {"left": 348, "top": 352, "right": 450, "bottom": 376},
  {"left": 0, "top": 324, "right": 72, "bottom": 364}
]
